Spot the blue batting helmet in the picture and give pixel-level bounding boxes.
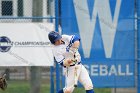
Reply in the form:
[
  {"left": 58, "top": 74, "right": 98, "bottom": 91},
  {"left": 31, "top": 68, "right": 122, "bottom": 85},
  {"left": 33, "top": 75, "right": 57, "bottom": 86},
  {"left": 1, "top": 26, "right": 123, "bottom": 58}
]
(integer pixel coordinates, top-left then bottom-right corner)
[{"left": 48, "top": 31, "right": 62, "bottom": 44}]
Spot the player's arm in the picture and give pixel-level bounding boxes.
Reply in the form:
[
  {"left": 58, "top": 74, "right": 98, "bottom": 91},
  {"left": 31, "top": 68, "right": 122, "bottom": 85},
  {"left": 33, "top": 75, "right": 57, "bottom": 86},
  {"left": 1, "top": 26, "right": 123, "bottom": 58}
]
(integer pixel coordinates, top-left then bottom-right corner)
[
  {"left": 71, "top": 41, "right": 80, "bottom": 51},
  {"left": 62, "top": 35, "right": 80, "bottom": 46},
  {"left": 70, "top": 35, "right": 81, "bottom": 62},
  {"left": 71, "top": 35, "right": 80, "bottom": 46},
  {"left": 70, "top": 35, "right": 80, "bottom": 55},
  {"left": 63, "top": 59, "right": 73, "bottom": 67},
  {"left": 70, "top": 35, "right": 80, "bottom": 52},
  {"left": 56, "top": 58, "right": 74, "bottom": 67},
  {"left": 53, "top": 50, "right": 74, "bottom": 67}
]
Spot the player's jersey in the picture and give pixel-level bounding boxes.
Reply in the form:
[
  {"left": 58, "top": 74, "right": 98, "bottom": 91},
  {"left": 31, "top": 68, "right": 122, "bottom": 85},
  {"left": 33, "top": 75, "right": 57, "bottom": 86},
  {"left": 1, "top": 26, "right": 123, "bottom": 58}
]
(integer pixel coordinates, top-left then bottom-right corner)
[
  {"left": 52, "top": 34, "right": 94, "bottom": 92},
  {"left": 52, "top": 35, "right": 81, "bottom": 67}
]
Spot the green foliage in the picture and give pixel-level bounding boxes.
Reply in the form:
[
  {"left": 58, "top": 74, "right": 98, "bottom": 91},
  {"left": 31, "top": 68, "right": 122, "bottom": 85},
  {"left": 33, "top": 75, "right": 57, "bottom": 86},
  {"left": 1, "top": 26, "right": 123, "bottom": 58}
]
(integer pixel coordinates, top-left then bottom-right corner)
[{"left": 0, "top": 80, "right": 111, "bottom": 93}]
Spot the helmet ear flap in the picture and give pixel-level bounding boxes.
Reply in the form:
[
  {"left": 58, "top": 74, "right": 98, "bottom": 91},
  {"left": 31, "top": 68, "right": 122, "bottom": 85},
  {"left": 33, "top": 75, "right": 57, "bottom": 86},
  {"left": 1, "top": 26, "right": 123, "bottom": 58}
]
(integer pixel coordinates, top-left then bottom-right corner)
[
  {"left": 49, "top": 37, "right": 55, "bottom": 44},
  {"left": 48, "top": 31, "right": 62, "bottom": 44}
]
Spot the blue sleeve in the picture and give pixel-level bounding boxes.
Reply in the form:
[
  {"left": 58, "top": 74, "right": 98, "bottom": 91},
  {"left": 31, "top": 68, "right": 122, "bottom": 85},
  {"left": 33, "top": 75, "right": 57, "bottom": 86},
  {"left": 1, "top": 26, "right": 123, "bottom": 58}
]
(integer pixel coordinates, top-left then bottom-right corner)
[
  {"left": 71, "top": 35, "right": 80, "bottom": 43},
  {"left": 56, "top": 58, "right": 65, "bottom": 66},
  {"left": 60, "top": 62, "right": 64, "bottom": 66},
  {"left": 66, "top": 35, "right": 80, "bottom": 52}
]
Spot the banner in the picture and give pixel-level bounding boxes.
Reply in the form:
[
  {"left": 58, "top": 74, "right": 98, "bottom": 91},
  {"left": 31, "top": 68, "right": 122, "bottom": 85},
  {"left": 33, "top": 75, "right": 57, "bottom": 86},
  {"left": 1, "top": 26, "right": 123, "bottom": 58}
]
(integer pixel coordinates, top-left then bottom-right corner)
[
  {"left": 61, "top": 0, "right": 135, "bottom": 87},
  {"left": 0, "top": 23, "right": 54, "bottom": 66}
]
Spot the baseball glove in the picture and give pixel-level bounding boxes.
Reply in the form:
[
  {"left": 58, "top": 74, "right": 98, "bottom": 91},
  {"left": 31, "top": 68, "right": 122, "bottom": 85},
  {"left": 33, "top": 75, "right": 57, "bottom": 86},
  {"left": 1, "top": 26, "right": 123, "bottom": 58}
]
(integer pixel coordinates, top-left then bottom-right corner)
[{"left": 0, "top": 74, "right": 7, "bottom": 90}]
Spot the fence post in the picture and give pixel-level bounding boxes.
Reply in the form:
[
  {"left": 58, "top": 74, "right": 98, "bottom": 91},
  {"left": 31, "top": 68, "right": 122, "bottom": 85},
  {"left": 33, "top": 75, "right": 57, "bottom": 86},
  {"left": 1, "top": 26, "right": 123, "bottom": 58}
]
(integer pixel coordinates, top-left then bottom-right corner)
[
  {"left": 137, "top": 0, "right": 140, "bottom": 92},
  {"left": 55, "top": 0, "right": 60, "bottom": 93},
  {"left": 50, "top": 66, "right": 54, "bottom": 93}
]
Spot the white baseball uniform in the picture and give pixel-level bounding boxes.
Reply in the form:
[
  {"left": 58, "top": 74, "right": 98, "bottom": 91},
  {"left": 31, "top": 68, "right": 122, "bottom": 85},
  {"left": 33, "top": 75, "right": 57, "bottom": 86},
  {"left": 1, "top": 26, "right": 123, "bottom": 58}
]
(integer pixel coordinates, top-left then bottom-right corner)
[{"left": 52, "top": 35, "right": 93, "bottom": 92}]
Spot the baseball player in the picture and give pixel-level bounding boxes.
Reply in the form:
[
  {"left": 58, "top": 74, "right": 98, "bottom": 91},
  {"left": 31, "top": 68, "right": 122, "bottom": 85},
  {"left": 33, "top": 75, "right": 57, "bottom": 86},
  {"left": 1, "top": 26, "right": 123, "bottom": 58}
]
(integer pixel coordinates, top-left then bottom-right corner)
[{"left": 48, "top": 31, "right": 94, "bottom": 93}]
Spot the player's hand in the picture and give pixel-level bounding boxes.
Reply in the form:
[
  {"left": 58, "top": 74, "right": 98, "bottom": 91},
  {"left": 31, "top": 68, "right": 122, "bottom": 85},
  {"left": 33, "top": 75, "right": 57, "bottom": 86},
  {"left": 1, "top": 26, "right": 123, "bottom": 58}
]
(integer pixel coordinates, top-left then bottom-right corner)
[
  {"left": 67, "top": 59, "right": 74, "bottom": 64},
  {"left": 64, "top": 59, "right": 73, "bottom": 67},
  {"left": 71, "top": 59, "right": 77, "bottom": 63}
]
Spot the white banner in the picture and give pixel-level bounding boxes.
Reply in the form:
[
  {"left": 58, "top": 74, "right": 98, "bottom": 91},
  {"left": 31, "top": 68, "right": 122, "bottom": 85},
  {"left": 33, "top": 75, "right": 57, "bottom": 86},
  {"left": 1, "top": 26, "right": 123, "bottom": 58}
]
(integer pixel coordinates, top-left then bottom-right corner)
[{"left": 0, "top": 23, "right": 54, "bottom": 66}]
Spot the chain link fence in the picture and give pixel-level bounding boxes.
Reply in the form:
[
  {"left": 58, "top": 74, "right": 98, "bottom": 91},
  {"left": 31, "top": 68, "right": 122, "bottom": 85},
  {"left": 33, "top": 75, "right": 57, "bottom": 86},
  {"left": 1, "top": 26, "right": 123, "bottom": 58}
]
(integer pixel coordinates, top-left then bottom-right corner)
[
  {"left": 0, "top": 0, "right": 55, "bottom": 23},
  {"left": 0, "top": 67, "right": 52, "bottom": 80},
  {"left": 0, "top": 1, "right": 58, "bottom": 93}
]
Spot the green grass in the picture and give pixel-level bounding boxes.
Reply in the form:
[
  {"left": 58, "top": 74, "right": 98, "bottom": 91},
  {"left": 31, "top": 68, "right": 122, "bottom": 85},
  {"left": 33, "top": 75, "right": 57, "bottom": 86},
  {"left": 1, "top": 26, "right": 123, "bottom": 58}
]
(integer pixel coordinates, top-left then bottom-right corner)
[
  {"left": 74, "top": 88, "right": 111, "bottom": 93},
  {"left": 0, "top": 80, "right": 111, "bottom": 93}
]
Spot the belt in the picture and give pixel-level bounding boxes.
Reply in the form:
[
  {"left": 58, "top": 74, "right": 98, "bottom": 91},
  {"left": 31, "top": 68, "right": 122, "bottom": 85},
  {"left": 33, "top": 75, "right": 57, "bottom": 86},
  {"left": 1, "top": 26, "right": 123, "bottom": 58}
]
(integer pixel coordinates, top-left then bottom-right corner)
[{"left": 63, "top": 62, "right": 81, "bottom": 68}]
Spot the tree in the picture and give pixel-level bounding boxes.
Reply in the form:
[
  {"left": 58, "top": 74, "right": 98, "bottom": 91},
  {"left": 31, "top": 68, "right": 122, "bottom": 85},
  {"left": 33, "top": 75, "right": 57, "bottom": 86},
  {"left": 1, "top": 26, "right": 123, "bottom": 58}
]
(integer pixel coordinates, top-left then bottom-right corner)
[
  {"left": 30, "top": 66, "right": 41, "bottom": 93},
  {"left": 30, "top": 0, "right": 42, "bottom": 93}
]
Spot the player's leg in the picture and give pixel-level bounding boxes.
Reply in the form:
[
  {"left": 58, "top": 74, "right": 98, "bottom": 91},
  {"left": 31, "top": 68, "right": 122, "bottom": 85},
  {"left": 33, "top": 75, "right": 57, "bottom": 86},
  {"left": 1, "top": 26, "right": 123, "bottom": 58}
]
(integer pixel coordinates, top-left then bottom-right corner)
[
  {"left": 79, "top": 65, "right": 94, "bottom": 93},
  {"left": 86, "top": 90, "right": 94, "bottom": 93},
  {"left": 63, "top": 65, "right": 82, "bottom": 93},
  {"left": 58, "top": 78, "right": 74, "bottom": 93},
  {"left": 59, "top": 65, "right": 82, "bottom": 93},
  {"left": 63, "top": 67, "right": 75, "bottom": 93},
  {"left": 58, "top": 89, "right": 76, "bottom": 93},
  {"left": 58, "top": 89, "right": 64, "bottom": 93}
]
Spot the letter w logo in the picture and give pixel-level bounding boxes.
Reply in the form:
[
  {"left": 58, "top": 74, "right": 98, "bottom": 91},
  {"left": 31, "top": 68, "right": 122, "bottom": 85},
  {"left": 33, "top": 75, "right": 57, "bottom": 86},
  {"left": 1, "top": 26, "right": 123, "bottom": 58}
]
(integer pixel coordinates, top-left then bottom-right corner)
[{"left": 74, "top": 0, "right": 121, "bottom": 58}]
